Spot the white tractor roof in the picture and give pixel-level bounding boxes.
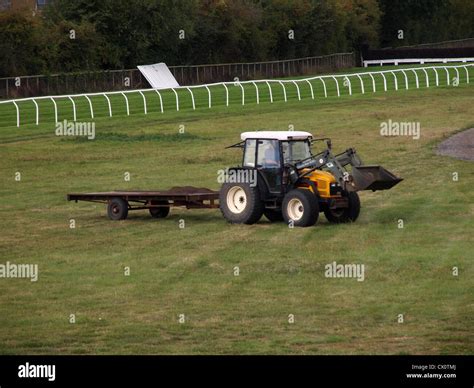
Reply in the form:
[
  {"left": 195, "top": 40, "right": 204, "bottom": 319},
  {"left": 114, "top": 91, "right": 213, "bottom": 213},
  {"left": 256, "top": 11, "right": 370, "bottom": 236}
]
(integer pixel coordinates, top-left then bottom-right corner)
[{"left": 240, "top": 131, "right": 313, "bottom": 141}]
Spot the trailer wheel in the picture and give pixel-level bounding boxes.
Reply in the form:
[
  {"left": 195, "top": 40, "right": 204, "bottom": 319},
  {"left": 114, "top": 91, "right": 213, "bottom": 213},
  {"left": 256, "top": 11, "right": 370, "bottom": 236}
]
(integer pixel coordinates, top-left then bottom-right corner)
[
  {"left": 219, "top": 182, "right": 263, "bottom": 224},
  {"left": 149, "top": 200, "right": 170, "bottom": 218},
  {"left": 107, "top": 198, "right": 129, "bottom": 220},
  {"left": 324, "top": 191, "right": 360, "bottom": 223},
  {"left": 282, "top": 189, "right": 319, "bottom": 227},
  {"left": 264, "top": 209, "right": 284, "bottom": 222}
]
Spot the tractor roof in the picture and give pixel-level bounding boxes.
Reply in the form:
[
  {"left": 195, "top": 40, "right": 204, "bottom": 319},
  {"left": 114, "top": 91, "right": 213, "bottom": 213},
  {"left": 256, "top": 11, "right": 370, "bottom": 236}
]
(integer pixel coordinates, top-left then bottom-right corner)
[{"left": 240, "top": 131, "right": 313, "bottom": 141}]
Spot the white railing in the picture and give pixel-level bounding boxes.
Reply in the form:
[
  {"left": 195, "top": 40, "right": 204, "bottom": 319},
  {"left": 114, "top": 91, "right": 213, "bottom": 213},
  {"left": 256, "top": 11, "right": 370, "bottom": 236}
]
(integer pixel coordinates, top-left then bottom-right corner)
[
  {"left": 0, "top": 64, "right": 472, "bottom": 128},
  {"left": 363, "top": 58, "right": 474, "bottom": 67}
]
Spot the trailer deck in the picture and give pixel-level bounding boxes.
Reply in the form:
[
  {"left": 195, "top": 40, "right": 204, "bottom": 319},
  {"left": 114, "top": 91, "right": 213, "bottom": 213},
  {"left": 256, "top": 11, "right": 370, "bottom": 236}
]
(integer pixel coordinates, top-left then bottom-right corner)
[{"left": 67, "top": 186, "right": 220, "bottom": 220}]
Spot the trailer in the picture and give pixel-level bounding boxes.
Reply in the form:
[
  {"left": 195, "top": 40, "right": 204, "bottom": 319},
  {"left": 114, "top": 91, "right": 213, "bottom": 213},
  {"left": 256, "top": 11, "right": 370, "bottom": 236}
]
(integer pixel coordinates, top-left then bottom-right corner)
[{"left": 67, "top": 186, "right": 219, "bottom": 220}]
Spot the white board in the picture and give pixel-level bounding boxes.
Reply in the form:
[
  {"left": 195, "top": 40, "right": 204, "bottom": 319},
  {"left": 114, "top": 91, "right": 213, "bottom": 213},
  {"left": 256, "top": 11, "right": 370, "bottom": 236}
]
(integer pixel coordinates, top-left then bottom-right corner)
[{"left": 137, "top": 63, "right": 180, "bottom": 89}]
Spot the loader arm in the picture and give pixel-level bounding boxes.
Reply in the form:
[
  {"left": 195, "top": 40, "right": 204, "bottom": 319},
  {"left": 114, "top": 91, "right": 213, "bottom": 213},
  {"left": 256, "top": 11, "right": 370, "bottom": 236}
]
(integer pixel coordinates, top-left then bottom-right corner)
[{"left": 297, "top": 147, "right": 402, "bottom": 192}]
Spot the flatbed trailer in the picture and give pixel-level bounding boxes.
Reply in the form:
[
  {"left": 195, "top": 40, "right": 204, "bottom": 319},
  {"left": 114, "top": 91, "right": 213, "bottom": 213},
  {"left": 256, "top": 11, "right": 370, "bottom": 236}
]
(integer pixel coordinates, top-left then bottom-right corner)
[{"left": 67, "top": 186, "right": 219, "bottom": 220}]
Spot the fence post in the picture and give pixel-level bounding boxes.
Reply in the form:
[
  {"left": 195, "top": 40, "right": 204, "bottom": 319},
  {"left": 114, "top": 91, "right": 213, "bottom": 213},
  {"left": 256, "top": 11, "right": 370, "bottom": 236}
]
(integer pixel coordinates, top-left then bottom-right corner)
[
  {"left": 305, "top": 79, "right": 314, "bottom": 99},
  {"left": 50, "top": 97, "right": 58, "bottom": 123},
  {"left": 13, "top": 101, "right": 20, "bottom": 127},
  {"left": 356, "top": 74, "right": 365, "bottom": 94},
  {"left": 155, "top": 90, "right": 164, "bottom": 113},
  {"left": 238, "top": 82, "right": 245, "bottom": 105},
  {"left": 172, "top": 88, "right": 179, "bottom": 111},
  {"left": 68, "top": 96, "right": 77, "bottom": 121},
  {"left": 121, "top": 92, "right": 130, "bottom": 115},
  {"left": 265, "top": 81, "right": 273, "bottom": 103},
  {"left": 84, "top": 95, "right": 94, "bottom": 118},
  {"left": 292, "top": 80, "right": 301, "bottom": 100},
  {"left": 103, "top": 94, "right": 113, "bottom": 116},
  {"left": 223, "top": 84, "right": 229, "bottom": 106},
  {"left": 390, "top": 71, "right": 398, "bottom": 90},
  {"left": 420, "top": 68, "right": 429, "bottom": 87},
  {"left": 433, "top": 68, "right": 439, "bottom": 86},
  {"left": 381, "top": 72, "right": 388, "bottom": 91},
  {"left": 345, "top": 76, "right": 352, "bottom": 95},
  {"left": 187, "top": 87, "right": 196, "bottom": 110},
  {"left": 278, "top": 81, "right": 287, "bottom": 102},
  {"left": 205, "top": 85, "right": 211, "bottom": 108},
  {"left": 331, "top": 76, "right": 340, "bottom": 97},
  {"left": 411, "top": 69, "right": 420, "bottom": 88},
  {"left": 400, "top": 70, "right": 409, "bottom": 89},
  {"left": 32, "top": 99, "right": 39, "bottom": 125},
  {"left": 252, "top": 82, "right": 259, "bottom": 104},
  {"left": 444, "top": 67, "right": 450, "bottom": 85},
  {"left": 319, "top": 78, "right": 327, "bottom": 98},
  {"left": 366, "top": 73, "right": 375, "bottom": 92}
]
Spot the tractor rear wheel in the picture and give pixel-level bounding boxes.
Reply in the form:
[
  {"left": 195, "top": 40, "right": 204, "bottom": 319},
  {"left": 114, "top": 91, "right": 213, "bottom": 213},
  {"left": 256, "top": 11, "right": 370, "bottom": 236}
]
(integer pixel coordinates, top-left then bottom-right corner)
[
  {"left": 264, "top": 209, "right": 284, "bottom": 222},
  {"left": 149, "top": 200, "right": 170, "bottom": 218},
  {"left": 282, "top": 189, "right": 319, "bottom": 227},
  {"left": 107, "top": 198, "right": 129, "bottom": 220},
  {"left": 324, "top": 191, "right": 360, "bottom": 223},
  {"left": 219, "top": 182, "right": 263, "bottom": 224}
]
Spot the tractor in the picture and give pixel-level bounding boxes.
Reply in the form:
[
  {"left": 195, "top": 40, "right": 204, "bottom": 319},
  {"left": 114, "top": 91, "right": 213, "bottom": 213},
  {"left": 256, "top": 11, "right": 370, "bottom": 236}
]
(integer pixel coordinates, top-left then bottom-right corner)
[{"left": 219, "top": 131, "right": 402, "bottom": 227}]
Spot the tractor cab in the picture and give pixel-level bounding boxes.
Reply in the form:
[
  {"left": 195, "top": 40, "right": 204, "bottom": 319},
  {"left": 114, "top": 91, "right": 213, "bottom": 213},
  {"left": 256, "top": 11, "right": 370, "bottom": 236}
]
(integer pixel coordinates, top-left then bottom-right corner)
[{"left": 239, "top": 131, "right": 336, "bottom": 198}]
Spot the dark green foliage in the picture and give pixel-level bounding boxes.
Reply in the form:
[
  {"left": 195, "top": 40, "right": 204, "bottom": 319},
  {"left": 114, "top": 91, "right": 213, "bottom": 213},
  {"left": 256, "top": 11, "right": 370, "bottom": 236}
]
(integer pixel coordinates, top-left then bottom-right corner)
[{"left": 0, "top": 0, "right": 471, "bottom": 77}]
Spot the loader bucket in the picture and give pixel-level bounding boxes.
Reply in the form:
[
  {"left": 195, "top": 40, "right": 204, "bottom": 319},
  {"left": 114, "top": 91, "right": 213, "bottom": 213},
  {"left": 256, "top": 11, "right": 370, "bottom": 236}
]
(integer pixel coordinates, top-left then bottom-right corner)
[{"left": 351, "top": 166, "right": 403, "bottom": 191}]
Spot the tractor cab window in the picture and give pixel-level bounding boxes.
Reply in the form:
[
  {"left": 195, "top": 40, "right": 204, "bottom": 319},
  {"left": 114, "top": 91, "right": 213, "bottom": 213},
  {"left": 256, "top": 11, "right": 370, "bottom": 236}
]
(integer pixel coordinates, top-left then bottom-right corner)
[
  {"left": 282, "top": 140, "right": 311, "bottom": 163},
  {"left": 257, "top": 140, "right": 280, "bottom": 168},
  {"left": 243, "top": 139, "right": 257, "bottom": 167}
]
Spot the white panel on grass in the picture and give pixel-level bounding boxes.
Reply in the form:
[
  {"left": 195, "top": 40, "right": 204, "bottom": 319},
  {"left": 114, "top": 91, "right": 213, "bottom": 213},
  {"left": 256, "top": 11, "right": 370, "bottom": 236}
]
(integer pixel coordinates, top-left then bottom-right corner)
[{"left": 137, "top": 63, "right": 180, "bottom": 89}]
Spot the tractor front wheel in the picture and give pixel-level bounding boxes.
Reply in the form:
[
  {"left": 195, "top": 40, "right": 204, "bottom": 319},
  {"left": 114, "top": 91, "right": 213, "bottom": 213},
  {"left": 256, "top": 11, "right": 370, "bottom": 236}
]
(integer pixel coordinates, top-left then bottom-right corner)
[
  {"left": 324, "top": 191, "right": 360, "bottom": 223},
  {"left": 219, "top": 182, "right": 263, "bottom": 224},
  {"left": 282, "top": 189, "right": 319, "bottom": 227}
]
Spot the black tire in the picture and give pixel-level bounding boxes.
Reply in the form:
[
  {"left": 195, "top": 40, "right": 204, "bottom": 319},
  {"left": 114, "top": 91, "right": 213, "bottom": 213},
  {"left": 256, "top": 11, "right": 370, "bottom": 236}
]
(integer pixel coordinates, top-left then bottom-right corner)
[
  {"left": 324, "top": 191, "right": 360, "bottom": 223},
  {"left": 107, "top": 197, "right": 129, "bottom": 220},
  {"left": 264, "top": 209, "right": 284, "bottom": 222},
  {"left": 282, "top": 189, "right": 319, "bottom": 227},
  {"left": 149, "top": 200, "right": 170, "bottom": 218},
  {"left": 219, "top": 182, "right": 263, "bottom": 224}
]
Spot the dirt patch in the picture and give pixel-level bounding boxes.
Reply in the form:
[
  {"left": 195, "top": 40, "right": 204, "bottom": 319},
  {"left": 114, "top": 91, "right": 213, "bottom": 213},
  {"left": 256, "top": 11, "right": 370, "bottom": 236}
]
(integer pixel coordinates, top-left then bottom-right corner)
[{"left": 437, "top": 128, "right": 474, "bottom": 161}]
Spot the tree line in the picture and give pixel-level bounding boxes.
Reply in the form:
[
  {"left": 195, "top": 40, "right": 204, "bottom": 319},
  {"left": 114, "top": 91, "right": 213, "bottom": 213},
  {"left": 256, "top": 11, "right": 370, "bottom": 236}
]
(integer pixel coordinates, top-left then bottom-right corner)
[{"left": 0, "top": 0, "right": 473, "bottom": 77}]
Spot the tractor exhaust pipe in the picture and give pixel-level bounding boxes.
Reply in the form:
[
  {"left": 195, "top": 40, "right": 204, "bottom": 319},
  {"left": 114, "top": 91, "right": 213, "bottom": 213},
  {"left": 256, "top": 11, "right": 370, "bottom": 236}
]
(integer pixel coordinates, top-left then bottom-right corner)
[{"left": 350, "top": 166, "right": 403, "bottom": 192}]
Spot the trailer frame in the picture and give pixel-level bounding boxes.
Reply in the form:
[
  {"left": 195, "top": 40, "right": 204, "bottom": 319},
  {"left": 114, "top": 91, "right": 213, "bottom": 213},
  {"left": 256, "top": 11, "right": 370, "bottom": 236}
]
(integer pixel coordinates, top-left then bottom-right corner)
[{"left": 67, "top": 186, "right": 220, "bottom": 220}]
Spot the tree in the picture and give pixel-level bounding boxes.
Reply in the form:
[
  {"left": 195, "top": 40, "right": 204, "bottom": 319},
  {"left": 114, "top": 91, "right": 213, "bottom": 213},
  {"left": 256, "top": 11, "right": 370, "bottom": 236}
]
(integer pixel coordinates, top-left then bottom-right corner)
[{"left": 0, "top": 10, "right": 45, "bottom": 76}]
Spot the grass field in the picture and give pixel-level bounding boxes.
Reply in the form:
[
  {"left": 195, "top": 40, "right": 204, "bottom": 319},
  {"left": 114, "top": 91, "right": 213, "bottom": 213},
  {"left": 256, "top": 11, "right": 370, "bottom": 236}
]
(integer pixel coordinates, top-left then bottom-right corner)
[{"left": 0, "top": 66, "right": 473, "bottom": 354}]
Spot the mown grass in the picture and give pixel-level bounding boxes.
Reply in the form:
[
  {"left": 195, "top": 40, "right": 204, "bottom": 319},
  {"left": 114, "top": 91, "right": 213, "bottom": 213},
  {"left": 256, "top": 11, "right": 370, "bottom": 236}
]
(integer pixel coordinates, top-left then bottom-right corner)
[{"left": 0, "top": 72, "right": 473, "bottom": 354}]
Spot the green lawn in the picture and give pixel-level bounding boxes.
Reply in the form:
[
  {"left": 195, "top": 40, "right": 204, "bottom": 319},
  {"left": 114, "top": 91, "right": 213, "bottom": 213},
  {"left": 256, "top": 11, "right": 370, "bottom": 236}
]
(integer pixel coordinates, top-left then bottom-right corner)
[{"left": 0, "top": 72, "right": 473, "bottom": 354}]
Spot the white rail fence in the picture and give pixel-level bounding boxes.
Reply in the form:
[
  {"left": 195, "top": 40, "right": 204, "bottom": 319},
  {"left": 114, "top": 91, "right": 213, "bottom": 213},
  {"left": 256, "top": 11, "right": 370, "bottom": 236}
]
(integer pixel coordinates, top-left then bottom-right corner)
[
  {"left": 363, "top": 57, "right": 474, "bottom": 67},
  {"left": 1, "top": 64, "right": 472, "bottom": 128}
]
